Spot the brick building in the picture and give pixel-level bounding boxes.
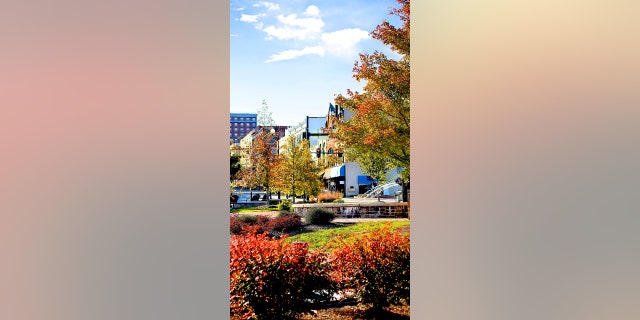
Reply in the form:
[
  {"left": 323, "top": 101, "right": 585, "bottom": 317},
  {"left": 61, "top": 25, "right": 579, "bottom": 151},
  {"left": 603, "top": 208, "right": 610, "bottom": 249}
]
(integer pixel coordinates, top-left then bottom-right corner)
[{"left": 230, "top": 113, "right": 257, "bottom": 144}]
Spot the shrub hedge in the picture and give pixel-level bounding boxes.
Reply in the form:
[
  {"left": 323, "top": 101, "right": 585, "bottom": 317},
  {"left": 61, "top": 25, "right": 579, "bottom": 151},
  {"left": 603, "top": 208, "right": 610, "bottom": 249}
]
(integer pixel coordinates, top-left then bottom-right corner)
[
  {"left": 317, "top": 191, "right": 342, "bottom": 203},
  {"left": 230, "top": 214, "right": 302, "bottom": 236},
  {"left": 267, "top": 214, "right": 302, "bottom": 232},
  {"left": 304, "top": 208, "right": 335, "bottom": 225},
  {"left": 230, "top": 233, "right": 333, "bottom": 320},
  {"left": 277, "top": 199, "right": 292, "bottom": 212},
  {"left": 329, "top": 226, "right": 410, "bottom": 309}
]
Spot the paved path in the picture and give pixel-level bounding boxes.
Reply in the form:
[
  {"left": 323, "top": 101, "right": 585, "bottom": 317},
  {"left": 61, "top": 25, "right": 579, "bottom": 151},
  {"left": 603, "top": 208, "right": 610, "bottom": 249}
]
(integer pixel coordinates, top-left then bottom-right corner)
[
  {"left": 234, "top": 211, "right": 408, "bottom": 224},
  {"left": 333, "top": 217, "right": 409, "bottom": 223}
]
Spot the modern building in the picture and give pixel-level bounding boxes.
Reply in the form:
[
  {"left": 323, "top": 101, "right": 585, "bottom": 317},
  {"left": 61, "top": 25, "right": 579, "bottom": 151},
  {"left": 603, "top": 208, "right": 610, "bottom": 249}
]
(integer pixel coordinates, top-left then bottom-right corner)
[
  {"left": 322, "top": 161, "right": 369, "bottom": 197},
  {"left": 230, "top": 113, "right": 257, "bottom": 144}
]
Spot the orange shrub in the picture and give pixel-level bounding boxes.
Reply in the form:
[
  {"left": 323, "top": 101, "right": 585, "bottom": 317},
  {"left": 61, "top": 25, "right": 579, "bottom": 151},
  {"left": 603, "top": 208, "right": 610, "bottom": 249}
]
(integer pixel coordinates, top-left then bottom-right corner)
[
  {"left": 317, "top": 191, "right": 342, "bottom": 203},
  {"left": 329, "top": 226, "right": 410, "bottom": 309},
  {"left": 230, "top": 233, "right": 333, "bottom": 319}
]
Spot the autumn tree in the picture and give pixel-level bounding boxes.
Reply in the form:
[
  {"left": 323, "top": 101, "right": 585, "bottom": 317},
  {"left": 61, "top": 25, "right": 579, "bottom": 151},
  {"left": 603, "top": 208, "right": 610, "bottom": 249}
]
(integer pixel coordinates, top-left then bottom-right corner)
[
  {"left": 238, "top": 129, "right": 280, "bottom": 198},
  {"left": 334, "top": 0, "right": 410, "bottom": 201},
  {"left": 237, "top": 166, "right": 260, "bottom": 191},
  {"left": 274, "top": 136, "right": 322, "bottom": 203}
]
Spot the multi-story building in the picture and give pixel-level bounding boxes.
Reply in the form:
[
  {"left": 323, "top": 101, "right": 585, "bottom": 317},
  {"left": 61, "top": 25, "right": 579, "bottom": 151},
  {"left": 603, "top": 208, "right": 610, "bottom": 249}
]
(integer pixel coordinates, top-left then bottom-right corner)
[
  {"left": 280, "top": 116, "right": 328, "bottom": 159},
  {"left": 316, "top": 103, "right": 378, "bottom": 197},
  {"left": 230, "top": 113, "right": 257, "bottom": 144},
  {"left": 318, "top": 103, "right": 354, "bottom": 158}
]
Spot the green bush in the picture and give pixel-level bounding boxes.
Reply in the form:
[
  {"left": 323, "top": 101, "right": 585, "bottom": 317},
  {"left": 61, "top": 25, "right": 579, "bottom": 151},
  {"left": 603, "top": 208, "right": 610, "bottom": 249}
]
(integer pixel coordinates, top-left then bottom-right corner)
[
  {"left": 277, "top": 210, "right": 296, "bottom": 218},
  {"left": 237, "top": 214, "right": 258, "bottom": 224},
  {"left": 304, "top": 208, "right": 335, "bottom": 225},
  {"left": 277, "top": 199, "right": 292, "bottom": 212}
]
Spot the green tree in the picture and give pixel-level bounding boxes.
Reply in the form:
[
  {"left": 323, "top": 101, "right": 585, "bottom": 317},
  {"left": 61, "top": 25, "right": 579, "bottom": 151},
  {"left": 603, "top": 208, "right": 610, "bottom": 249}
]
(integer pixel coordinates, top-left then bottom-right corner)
[
  {"left": 274, "top": 136, "right": 321, "bottom": 203},
  {"left": 334, "top": 0, "right": 410, "bottom": 200},
  {"left": 351, "top": 152, "right": 388, "bottom": 201}
]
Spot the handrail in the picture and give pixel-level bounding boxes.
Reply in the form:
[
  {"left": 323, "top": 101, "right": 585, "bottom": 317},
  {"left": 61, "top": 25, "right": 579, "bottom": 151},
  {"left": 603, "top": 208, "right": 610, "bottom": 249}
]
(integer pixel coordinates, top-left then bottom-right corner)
[{"left": 362, "top": 182, "right": 400, "bottom": 198}]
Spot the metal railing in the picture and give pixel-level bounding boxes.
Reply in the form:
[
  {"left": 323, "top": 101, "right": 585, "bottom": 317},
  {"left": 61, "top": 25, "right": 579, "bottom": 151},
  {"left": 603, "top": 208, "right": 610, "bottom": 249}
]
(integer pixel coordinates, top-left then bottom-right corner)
[{"left": 362, "top": 182, "right": 400, "bottom": 198}]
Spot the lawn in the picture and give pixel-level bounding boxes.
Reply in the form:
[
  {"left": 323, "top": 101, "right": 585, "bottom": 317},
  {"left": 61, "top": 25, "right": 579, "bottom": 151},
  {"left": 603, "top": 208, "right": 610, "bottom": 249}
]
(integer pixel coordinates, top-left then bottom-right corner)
[
  {"left": 285, "top": 220, "right": 410, "bottom": 251},
  {"left": 229, "top": 206, "right": 279, "bottom": 214}
]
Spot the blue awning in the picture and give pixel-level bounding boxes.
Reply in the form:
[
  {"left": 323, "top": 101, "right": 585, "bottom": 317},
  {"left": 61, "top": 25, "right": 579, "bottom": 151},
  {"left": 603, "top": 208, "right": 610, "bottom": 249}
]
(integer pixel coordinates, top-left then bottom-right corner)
[{"left": 323, "top": 165, "right": 345, "bottom": 179}]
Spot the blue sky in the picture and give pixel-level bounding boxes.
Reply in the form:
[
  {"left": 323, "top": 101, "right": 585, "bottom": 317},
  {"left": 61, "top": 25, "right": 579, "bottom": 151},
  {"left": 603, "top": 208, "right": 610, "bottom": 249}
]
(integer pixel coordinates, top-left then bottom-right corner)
[{"left": 230, "top": 0, "right": 403, "bottom": 126}]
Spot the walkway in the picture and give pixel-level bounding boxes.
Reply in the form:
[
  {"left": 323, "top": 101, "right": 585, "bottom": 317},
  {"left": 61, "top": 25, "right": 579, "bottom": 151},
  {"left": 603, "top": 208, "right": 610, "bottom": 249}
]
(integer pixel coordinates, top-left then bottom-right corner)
[{"left": 234, "top": 210, "right": 408, "bottom": 224}]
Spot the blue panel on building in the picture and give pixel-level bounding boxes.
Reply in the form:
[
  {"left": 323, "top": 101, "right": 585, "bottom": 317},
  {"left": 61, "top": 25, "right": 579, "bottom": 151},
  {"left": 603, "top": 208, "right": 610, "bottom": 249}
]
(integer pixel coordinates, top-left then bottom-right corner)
[{"left": 357, "top": 175, "right": 372, "bottom": 185}]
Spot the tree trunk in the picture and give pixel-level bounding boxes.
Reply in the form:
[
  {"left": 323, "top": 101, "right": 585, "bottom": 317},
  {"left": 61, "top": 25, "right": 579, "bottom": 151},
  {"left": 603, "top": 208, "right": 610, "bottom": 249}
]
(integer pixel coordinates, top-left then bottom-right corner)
[{"left": 402, "top": 182, "right": 408, "bottom": 203}]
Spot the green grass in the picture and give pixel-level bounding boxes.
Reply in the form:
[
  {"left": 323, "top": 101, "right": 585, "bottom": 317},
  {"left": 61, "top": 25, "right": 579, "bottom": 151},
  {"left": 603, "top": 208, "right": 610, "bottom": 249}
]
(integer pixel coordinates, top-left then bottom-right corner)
[
  {"left": 286, "top": 220, "right": 410, "bottom": 251},
  {"left": 230, "top": 206, "right": 279, "bottom": 213}
]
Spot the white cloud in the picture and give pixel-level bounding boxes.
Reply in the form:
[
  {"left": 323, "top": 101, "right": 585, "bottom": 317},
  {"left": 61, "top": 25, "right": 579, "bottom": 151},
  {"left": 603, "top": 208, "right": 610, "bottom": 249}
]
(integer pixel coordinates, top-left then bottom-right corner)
[
  {"left": 265, "top": 46, "right": 325, "bottom": 63},
  {"left": 303, "top": 5, "right": 320, "bottom": 17},
  {"left": 253, "top": 1, "right": 280, "bottom": 11},
  {"left": 321, "top": 28, "right": 370, "bottom": 57},
  {"left": 231, "top": 34, "right": 239, "bottom": 37},
  {"left": 262, "top": 14, "right": 324, "bottom": 40},
  {"left": 239, "top": 14, "right": 264, "bottom": 23},
  {"left": 235, "top": 7, "right": 245, "bottom": 11},
  {"left": 250, "top": 5, "right": 370, "bottom": 63}
]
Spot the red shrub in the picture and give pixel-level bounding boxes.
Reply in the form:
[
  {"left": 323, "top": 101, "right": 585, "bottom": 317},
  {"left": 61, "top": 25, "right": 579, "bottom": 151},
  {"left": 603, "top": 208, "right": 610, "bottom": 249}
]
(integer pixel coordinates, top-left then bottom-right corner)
[
  {"left": 230, "top": 214, "right": 270, "bottom": 235},
  {"left": 230, "top": 232, "right": 333, "bottom": 319},
  {"left": 329, "top": 226, "right": 410, "bottom": 309},
  {"left": 230, "top": 215, "right": 247, "bottom": 235},
  {"left": 267, "top": 214, "right": 302, "bottom": 232}
]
